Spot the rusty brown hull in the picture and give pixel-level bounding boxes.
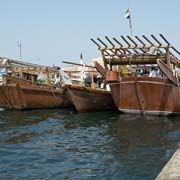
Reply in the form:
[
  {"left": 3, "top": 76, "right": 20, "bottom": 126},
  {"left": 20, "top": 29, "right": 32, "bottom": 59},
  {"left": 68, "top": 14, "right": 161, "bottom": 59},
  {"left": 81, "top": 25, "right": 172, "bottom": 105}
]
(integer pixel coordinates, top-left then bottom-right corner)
[
  {"left": 0, "top": 77, "right": 72, "bottom": 110},
  {"left": 110, "top": 76, "right": 180, "bottom": 115},
  {"left": 66, "top": 84, "right": 116, "bottom": 112}
]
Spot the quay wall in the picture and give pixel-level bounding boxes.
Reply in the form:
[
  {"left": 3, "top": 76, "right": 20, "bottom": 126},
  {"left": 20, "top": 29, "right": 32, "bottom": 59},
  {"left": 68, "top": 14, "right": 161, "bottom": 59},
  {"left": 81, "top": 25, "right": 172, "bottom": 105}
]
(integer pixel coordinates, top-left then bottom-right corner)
[{"left": 156, "top": 148, "right": 180, "bottom": 180}]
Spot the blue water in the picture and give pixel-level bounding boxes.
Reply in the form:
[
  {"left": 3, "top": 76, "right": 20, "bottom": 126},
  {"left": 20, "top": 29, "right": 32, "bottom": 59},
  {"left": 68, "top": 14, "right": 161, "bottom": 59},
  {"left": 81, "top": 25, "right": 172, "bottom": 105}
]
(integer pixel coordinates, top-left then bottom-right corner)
[{"left": 0, "top": 109, "right": 180, "bottom": 180}]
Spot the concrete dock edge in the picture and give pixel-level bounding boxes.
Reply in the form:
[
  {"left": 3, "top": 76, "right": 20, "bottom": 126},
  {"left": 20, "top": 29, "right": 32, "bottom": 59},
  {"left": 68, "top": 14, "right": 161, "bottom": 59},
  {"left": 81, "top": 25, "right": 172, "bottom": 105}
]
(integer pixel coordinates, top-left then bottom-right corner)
[{"left": 156, "top": 148, "right": 180, "bottom": 180}]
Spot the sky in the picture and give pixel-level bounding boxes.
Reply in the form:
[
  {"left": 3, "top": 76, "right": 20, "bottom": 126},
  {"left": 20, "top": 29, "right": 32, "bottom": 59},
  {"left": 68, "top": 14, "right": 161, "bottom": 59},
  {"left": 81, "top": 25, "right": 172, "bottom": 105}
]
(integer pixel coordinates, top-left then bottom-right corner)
[{"left": 0, "top": 0, "right": 180, "bottom": 67}]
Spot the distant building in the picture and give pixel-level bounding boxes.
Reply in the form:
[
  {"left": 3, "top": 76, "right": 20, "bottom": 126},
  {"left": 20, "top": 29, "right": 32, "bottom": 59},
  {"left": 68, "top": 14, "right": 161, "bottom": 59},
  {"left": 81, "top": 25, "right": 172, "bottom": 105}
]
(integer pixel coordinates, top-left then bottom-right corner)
[{"left": 61, "top": 57, "right": 103, "bottom": 83}]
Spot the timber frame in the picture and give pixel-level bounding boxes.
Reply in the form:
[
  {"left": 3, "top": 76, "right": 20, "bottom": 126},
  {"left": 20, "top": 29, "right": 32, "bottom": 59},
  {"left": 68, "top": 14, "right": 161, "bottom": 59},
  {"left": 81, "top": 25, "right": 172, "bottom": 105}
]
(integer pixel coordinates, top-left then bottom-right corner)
[
  {"left": 0, "top": 57, "right": 59, "bottom": 84},
  {"left": 91, "top": 34, "right": 180, "bottom": 69}
]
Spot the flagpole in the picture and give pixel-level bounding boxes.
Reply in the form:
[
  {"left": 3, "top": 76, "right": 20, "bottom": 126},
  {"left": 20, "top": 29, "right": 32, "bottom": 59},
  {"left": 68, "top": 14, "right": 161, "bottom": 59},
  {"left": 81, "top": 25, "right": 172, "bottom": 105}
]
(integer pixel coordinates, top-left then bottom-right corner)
[
  {"left": 129, "top": 15, "right": 133, "bottom": 36},
  {"left": 125, "top": 8, "right": 133, "bottom": 36}
]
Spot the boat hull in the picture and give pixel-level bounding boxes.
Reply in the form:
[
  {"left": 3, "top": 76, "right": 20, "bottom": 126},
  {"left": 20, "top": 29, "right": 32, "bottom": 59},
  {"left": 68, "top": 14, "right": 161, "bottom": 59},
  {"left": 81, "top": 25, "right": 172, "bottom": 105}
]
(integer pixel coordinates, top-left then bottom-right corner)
[
  {"left": 0, "top": 76, "right": 72, "bottom": 110},
  {"left": 66, "top": 85, "right": 116, "bottom": 112},
  {"left": 109, "top": 76, "right": 180, "bottom": 115}
]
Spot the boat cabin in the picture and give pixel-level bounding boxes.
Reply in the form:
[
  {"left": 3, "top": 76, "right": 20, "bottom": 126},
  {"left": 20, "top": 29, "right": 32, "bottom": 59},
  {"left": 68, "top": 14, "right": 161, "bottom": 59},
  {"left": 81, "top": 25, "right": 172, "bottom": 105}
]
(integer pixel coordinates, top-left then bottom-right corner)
[{"left": 22, "top": 72, "right": 38, "bottom": 82}]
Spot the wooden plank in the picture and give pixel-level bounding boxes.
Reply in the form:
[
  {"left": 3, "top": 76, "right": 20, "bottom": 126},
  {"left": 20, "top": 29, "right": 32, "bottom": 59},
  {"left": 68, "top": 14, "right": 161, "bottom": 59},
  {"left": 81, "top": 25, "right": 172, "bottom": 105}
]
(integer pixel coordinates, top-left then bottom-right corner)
[
  {"left": 135, "top": 36, "right": 146, "bottom": 46},
  {"left": 94, "top": 61, "right": 107, "bottom": 77},
  {"left": 100, "top": 44, "right": 170, "bottom": 51},
  {"left": 97, "top": 38, "right": 108, "bottom": 48},
  {"left": 157, "top": 59, "right": 177, "bottom": 85},
  {"left": 159, "top": 34, "right": 170, "bottom": 45},
  {"left": 90, "top": 38, "right": 101, "bottom": 48},
  {"left": 112, "top": 37, "right": 123, "bottom": 47},
  {"left": 104, "top": 57, "right": 158, "bottom": 65},
  {"left": 62, "top": 61, "right": 95, "bottom": 68},
  {"left": 100, "top": 49, "right": 108, "bottom": 70},
  {"left": 112, "top": 37, "right": 132, "bottom": 54},
  {"left": 142, "top": 35, "right": 154, "bottom": 45},
  {"left": 121, "top": 35, "right": 131, "bottom": 46},
  {"left": 105, "top": 36, "right": 115, "bottom": 47},
  {"left": 127, "top": 36, "right": 142, "bottom": 53},
  {"left": 151, "top": 34, "right": 162, "bottom": 47},
  {"left": 121, "top": 36, "right": 138, "bottom": 54},
  {"left": 166, "top": 46, "right": 171, "bottom": 67}
]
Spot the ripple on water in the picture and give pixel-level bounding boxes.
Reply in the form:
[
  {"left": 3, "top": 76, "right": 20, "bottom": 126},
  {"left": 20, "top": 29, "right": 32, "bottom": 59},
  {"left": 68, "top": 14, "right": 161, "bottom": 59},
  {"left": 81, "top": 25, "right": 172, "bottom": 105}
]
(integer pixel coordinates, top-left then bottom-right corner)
[{"left": 0, "top": 109, "right": 180, "bottom": 180}]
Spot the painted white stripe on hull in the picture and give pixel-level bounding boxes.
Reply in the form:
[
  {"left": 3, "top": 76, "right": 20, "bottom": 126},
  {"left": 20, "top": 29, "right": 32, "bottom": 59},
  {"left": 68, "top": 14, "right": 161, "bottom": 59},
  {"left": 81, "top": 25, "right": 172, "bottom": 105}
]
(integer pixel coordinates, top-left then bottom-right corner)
[{"left": 118, "top": 108, "right": 173, "bottom": 116}]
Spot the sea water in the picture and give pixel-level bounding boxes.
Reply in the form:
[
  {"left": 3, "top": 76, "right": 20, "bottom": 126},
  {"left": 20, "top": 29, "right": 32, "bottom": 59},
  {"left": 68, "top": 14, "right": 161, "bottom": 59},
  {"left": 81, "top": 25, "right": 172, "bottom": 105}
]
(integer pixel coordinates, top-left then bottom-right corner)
[{"left": 0, "top": 109, "right": 180, "bottom": 180}]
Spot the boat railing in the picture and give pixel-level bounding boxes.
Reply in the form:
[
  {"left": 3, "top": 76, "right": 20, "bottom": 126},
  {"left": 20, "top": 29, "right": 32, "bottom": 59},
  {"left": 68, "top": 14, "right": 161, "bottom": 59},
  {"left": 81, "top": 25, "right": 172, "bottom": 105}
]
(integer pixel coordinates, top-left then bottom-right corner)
[{"left": 2, "top": 74, "right": 58, "bottom": 90}]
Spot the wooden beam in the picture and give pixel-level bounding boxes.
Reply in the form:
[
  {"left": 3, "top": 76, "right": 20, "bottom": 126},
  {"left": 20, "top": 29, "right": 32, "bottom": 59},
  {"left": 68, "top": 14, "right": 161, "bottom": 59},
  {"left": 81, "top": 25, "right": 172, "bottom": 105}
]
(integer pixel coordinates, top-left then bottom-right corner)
[
  {"left": 105, "top": 36, "right": 115, "bottom": 47},
  {"left": 150, "top": 35, "right": 163, "bottom": 54},
  {"left": 103, "top": 55, "right": 162, "bottom": 65},
  {"left": 127, "top": 36, "right": 137, "bottom": 46},
  {"left": 166, "top": 46, "right": 171, "bottom": 67},
  {"left": 157, "top": 59, "right": 177, "bottom": 85},
  {"left": 104, "top": 59, "right": 157, "bottom": 65},
  {"left": 142, "top": 35, "right": 154, "bottom": 45},
  {"left": 127, "top": 36, "right": 141, "bottom": 53},
  {"left": 100, "top": 44, "right": 170, "bottom": 51},
  {"left": 151, "top": 34, "right": 162, "bottom": 47},
  {"left": 94, "top": 61, "right": 107, "bottom": 77},
  {"left": 159, "top": 34, "right": 180, "bottom": 55},
  {"left": 100, "top": 49, "right": 108, "bottom": 70},
  {"left": 46, "top": 67, "right": 50, "bottom": 84},
  {"left": 112, "top": 37, "right": 123, "bottom": 47},
  {"left": 62, "top": 61, "right": 95, "bottom": 68},
  {"left": 159, "top": 34, "right": 170, "bottom": 45},
  {"left": 97, "top": 38, "right": 108, "bottom": 48},
  {"left": 121, "top": 35, "right": 131, "bottom": 46},
  {"left": 135, "top": 36, "right": 146, "bottom": 46},
  {"left": 90, "top": 38, "right": 101, "bottom": 49}
]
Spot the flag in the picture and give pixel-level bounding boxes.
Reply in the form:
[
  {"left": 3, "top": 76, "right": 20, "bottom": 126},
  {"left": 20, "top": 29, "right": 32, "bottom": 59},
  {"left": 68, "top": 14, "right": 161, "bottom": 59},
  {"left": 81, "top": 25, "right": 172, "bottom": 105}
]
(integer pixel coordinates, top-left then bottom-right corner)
[{"left": 125, "top": 8, "right": 130, "bottom": 19}]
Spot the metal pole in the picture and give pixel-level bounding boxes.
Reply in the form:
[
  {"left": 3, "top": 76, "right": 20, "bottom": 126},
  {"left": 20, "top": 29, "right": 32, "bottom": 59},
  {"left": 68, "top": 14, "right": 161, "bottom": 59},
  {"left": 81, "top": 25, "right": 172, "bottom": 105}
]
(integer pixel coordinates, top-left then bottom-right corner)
[
  {"left": 17, "top": 41, "right": 22, "bottom": 60},
  {"left": 128, "top": 12, "right": 133, "bottom": 36}
]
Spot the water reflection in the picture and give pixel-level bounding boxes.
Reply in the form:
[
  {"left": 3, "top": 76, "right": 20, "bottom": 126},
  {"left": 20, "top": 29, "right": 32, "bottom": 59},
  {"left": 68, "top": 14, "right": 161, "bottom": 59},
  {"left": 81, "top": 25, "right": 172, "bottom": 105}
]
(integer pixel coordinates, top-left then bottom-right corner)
[
  {"left": 108, "top": 114, "right": 180, "bottom": 148},
  {"left": 0, "top": 110, "right": 180, "bottom": 180},
  {"left": 0, "top": 108, "right": 75, "bottom": 144}
]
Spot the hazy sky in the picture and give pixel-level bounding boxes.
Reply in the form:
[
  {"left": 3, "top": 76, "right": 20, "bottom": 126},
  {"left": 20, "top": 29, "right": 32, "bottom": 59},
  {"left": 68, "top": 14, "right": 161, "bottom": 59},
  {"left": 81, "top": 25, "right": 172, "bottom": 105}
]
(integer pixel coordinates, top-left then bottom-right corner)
[{"left": 0, "top": 0, "right": 180, "bottom": 66}]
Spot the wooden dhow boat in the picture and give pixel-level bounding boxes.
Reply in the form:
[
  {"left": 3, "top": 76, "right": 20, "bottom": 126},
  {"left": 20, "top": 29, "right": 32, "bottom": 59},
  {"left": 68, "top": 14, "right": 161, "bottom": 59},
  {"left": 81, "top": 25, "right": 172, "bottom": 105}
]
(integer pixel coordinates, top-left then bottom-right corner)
[
  {"left": 63, "top": 61, "right": 116, "bottom": 112},
  {"left": 66, "top": 84, "right": 116, "bottom": 112},
  {"left": 0, "top": 58, "right": 72, "bottom": 110},
  {"left": 92, "top": 34, "right": 180, "bottom": 115}
]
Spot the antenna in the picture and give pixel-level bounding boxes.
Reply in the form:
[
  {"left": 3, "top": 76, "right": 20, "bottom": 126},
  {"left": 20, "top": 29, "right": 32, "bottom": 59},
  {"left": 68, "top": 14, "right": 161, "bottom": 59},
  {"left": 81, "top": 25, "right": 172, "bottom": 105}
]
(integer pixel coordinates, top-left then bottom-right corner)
[{"left": 17, "top": 41, "right": 22, "bottom": 60}]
